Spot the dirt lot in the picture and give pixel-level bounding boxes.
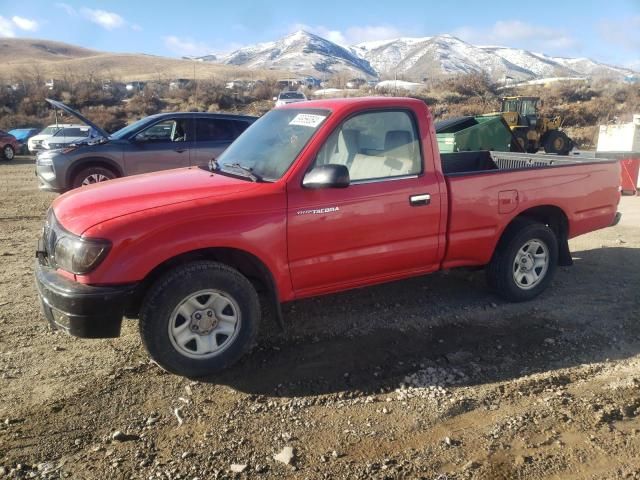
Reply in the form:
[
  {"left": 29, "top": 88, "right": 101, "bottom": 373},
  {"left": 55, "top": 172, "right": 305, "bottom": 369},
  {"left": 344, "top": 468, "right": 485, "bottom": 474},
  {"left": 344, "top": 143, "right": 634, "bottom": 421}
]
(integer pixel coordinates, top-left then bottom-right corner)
[{"left": 0, "top": 156, "right": 639, "bottom": 480}]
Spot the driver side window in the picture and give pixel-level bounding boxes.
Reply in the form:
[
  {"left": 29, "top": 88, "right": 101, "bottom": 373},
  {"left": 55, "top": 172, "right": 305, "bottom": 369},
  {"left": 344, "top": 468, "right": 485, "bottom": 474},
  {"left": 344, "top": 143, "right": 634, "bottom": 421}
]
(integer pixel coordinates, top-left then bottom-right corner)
[
  {"left": 314, "top": 110, "right": 422, "bottom": 182},
  {"left": 136, "top": 119, "right": 188, "bottom": 143}
]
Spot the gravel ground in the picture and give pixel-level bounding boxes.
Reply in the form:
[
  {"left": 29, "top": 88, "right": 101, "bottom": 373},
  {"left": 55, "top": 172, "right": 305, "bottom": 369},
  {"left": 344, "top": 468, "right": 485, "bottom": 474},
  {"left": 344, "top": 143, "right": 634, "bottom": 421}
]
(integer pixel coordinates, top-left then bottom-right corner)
[{"left": 1, "top": 156, "right": 639, "bottom": 480}]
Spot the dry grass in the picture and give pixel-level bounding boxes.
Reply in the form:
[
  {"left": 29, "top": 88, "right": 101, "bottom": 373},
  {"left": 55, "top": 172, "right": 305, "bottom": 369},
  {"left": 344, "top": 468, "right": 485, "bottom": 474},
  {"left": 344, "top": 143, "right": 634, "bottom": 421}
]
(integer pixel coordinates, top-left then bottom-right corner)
[
  {"left": 0, "top": 38, "right": 96, "bottom": 62},
  {"left": 1, "top": 38, "right": 290, "bottom": 83}
]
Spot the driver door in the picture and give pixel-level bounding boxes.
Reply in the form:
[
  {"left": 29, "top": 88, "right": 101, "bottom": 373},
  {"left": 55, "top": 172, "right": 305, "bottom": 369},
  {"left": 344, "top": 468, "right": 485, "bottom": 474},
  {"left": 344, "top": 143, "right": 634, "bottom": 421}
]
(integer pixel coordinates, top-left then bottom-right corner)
[
  {"left": 124, "top": 117, "right": 193, "bottom": 175},
  {"left": 286, "top": 109, "right": 442, "bottom": 297}
]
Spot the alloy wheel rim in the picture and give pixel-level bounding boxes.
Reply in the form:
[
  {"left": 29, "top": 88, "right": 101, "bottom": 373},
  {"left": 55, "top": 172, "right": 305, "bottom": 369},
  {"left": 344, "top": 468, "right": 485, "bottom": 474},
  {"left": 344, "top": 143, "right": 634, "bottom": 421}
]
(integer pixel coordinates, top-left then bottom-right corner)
[
  {"left": 512, "top": 238, "right": 549, "bottom": 290},
  {"left": 4, "top": 146, "right": 13, "bottom": 159},
  {"left": 168, "top": 289, "right": 241, "bottom": 359},
  {"left": 81, "top": 173, "right": 109, "bottom": 185}
]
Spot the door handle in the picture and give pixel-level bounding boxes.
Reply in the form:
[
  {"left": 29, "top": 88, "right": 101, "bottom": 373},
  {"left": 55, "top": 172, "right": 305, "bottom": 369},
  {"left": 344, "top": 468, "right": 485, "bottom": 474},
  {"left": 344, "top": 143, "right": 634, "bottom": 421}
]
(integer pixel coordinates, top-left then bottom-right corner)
[
  {"left": 174, "top": 148, "right": 187, "bottom": 153},
  {"left": 410, "top": 193, "right": 430, "bottom": 206}
]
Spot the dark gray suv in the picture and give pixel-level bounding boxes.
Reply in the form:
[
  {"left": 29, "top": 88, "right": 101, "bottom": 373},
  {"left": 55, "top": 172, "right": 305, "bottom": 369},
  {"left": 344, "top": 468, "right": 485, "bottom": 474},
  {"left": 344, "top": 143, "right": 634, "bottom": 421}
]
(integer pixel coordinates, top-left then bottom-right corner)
[{"left": 36, "top": 99, "right": 257, "bottom": 192}]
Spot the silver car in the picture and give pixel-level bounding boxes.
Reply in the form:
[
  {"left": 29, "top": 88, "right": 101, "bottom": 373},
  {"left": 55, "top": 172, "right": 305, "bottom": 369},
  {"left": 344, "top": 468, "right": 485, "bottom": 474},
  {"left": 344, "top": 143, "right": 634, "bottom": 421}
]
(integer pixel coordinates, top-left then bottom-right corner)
[
  {"left": 42, "top": 125, "right": 99, "bottom": 150},
  {"left": 273, "top": 91, "right": 307, "bottom": 107}
]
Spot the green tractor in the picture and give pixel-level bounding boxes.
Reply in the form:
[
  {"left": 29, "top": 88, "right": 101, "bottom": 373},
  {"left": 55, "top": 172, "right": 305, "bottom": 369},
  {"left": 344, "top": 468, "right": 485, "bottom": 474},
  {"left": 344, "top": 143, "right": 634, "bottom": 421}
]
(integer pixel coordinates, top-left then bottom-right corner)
[{"left": 496, "top": 96, "right": 574, "bottom": 155}]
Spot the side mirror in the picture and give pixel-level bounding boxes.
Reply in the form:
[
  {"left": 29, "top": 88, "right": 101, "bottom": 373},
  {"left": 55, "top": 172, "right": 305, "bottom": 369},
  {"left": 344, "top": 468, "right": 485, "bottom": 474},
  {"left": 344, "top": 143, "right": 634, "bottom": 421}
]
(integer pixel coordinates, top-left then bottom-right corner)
[
  {"left": 303, "top": 164, "right": 350, "bottom": 189},
  {"left": 273, "top": 97, "right": 278, "bottom": 101}
]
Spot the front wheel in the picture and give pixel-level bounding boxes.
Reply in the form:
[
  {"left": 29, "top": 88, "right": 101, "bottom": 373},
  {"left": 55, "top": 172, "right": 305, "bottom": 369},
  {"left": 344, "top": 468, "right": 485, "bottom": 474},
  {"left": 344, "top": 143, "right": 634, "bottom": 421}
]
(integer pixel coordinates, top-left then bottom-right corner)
[
  {"left": 2, "top": 144, "right": 15, "bottom": 161},
  {"left": 511, "top": 130, "right": 528, "bottom": 152},
  {"left": 486, "top": 219, "right": 558, "bottom": 302},
  {"left": 543, "top": 131, "right": 573, "bottom": 155},
  {"left": 72, "top": 166, "right": 116, "bottom": 189},
  {"left": 139, "top": 261, "right": 261, "bottom": 377}
]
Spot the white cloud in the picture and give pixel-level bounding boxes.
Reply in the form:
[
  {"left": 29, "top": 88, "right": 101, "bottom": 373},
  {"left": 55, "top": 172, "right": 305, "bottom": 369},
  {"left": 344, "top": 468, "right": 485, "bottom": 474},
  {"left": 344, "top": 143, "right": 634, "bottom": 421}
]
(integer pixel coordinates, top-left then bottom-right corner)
[
  {"left": 55, "top": 2, "right": 77, "bottom": 16},
  {"left": 0, "top": 15, "right": 40, "bottom": 37},
  {"left": 453, "top": 20, "right": 578, "bottom": 53},
  {"left": 11, "top": 16, "right": 39, "bottom": 32},
  {"left": 343, "top": 26, "right": 405, "bottom": 45},
  {"left": 81, "top": 8, "right": 125, "bottom": 30},
  {"left": 58, "top": 5, "right": 140, "bottom": 31},
  {"left": 0, "top": 16, "right": 15, "bottom": 37},
  {"left": 289, "top": 23, "right": 404, "bottom": 46},
  {"left": 164, "top": 35, "right": 214, "bottom": 57}
]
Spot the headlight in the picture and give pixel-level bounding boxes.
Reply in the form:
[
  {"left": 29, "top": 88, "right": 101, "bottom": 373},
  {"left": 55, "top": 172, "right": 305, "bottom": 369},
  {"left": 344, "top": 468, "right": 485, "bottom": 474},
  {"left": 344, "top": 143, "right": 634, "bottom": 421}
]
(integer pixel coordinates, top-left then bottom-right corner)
[
  {"left": 42, "top": 210, "right": 111, "bottom": 274},
  {"left": 36, "top": 153, "right": 53, "bottom": 165},
  {"left": 54, "top": 235, "right": 111, "bottom": 274}
]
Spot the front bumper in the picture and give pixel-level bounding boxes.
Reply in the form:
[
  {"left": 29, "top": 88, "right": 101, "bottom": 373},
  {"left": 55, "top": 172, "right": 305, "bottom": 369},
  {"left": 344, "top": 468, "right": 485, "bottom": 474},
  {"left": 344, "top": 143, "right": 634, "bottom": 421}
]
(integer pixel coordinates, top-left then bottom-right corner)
[
  {"left": 35, "top": 163, "right": 64, "bottom": 192},
  {"left": 35, "top": 261, "right": 137, "bottom": 338},
  {"left": 29, "top": 143, "right": 44, "bottom": 153}
]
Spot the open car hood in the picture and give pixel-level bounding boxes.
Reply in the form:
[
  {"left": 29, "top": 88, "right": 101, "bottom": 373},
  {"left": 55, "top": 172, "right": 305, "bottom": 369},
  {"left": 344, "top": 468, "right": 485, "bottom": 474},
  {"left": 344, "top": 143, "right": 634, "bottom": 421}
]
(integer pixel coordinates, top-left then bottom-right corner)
[{"left": 45, "top": 98, "right": 109, "bottom": 139}]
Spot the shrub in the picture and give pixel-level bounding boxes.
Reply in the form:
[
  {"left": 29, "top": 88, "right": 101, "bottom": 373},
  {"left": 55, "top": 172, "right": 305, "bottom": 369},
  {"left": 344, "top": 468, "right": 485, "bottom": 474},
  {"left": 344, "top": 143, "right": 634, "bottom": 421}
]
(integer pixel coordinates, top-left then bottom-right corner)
[{"left": 125, "top": 93, "right": 163, "bottom": 117}]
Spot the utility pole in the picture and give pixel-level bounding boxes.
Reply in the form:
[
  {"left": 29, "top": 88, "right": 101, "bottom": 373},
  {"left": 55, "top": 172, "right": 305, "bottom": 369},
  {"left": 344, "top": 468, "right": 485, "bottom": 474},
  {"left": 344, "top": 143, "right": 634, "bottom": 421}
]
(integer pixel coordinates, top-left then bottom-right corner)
[{"left": 193, "top": 63, "right": 198, "bottom": 111}]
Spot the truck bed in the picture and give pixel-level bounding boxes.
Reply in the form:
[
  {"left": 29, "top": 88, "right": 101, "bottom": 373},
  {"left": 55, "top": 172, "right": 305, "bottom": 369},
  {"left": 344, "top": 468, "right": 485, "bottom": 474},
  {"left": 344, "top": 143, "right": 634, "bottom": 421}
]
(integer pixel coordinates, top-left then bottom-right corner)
[
  {"left": 440, "top": 151, "right": 621, "bottom": 269},
  {"left": 441, "top": 151, "right": 613, "bottom": 176}
]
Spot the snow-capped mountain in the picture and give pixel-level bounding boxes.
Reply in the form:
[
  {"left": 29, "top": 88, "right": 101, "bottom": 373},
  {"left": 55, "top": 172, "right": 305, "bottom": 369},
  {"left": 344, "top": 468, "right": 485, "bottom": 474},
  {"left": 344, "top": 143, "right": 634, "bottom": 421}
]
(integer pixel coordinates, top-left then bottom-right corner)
[
  {"left": 349, "top": 36, "right": 433, "bottom": 74},
  {"left": 354, "top": 35, "right": 537, "bottom": 81},
  {"left": 216, "top": 30, "right": 377, "bottom": 78},
  {"left": 195, "top": 30, "right": 635, "bottom": 82},
  {"left": 354, "top": 34, "right": 634, "bottom": 81}
]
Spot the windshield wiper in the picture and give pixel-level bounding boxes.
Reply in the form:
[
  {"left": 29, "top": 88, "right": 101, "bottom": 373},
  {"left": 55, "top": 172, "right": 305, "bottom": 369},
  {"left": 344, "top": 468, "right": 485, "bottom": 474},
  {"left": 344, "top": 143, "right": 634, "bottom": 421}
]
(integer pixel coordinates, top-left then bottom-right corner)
[{"left": 223, "top": 162, "right": 263, "bottom": 182}]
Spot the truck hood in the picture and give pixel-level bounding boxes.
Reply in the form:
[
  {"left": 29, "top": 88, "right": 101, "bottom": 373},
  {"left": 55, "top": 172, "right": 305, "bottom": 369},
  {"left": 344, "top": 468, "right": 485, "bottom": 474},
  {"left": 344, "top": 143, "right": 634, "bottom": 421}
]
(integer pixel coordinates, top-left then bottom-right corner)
[{"left": 52, "top": 167, "right": 264, "bottom": 234}]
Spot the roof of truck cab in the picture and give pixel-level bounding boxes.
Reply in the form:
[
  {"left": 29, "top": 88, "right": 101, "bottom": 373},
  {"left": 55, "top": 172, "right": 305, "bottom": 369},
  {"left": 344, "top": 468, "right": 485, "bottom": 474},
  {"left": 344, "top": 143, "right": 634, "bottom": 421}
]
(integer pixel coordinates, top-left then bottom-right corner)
[{"left": 279, "top": 96, "right": 425, "bottom": 112}]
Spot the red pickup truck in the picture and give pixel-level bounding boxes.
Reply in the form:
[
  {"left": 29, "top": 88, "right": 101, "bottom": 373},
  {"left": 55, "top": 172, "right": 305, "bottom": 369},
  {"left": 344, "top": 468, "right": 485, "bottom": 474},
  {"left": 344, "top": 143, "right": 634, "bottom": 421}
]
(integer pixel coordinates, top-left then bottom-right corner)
[{"left": 35, "top": 97, "right": 621, "bottom": 377}]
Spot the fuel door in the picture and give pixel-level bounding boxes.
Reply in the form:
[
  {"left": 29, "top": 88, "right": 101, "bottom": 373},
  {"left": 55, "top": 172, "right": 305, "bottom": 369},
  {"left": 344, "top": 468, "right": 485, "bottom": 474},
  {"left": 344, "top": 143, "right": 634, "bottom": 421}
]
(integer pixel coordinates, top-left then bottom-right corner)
[{"left": 498, "top": 190, "right": 519, "bottom": 214}]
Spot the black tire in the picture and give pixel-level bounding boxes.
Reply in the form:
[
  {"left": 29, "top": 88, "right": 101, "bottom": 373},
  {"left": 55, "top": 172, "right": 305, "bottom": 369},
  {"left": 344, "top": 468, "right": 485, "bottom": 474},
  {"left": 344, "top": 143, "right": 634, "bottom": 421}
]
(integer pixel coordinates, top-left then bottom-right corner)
[
  {"left": 2, "top": 144, "right": 15, "bottom": 161},
  {"left": 486, "top": 218, "right": 558, "bottom": 302},
  {"left": 511, "top": 130, "right": 528, "bottom": 152},
  {"left": 139, "top": 261, "right": 260, "bottom": 377},
  {"left": 543, "top": 130, "right": 573, "bottom": 155},
  {"left": 72, "top": 165, "right": 116, "bottom": 189}
]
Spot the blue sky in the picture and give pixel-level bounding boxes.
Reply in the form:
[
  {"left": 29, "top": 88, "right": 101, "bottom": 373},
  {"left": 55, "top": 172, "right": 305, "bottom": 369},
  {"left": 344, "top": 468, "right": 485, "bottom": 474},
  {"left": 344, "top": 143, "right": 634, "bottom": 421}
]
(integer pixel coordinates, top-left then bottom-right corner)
[{"left": 0, "top": 0, "right": 639, "bottom": 68}]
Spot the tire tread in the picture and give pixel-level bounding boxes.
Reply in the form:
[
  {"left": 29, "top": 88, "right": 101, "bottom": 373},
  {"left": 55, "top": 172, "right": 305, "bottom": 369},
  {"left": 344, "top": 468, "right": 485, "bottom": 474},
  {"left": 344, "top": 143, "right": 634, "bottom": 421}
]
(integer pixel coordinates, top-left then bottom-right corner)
[
  {"left": 139, "top": 261, "right": 260, "bottom": 377},
  {"left": 486, "top": 218, "right": 558, "bottom": 302}
]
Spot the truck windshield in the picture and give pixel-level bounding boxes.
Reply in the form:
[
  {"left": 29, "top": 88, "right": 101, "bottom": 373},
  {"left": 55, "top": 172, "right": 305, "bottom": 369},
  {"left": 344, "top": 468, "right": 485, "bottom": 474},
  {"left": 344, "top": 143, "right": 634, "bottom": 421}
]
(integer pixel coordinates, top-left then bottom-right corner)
[
  {"left": 217, "top": 108, "right": 330, "bottom": 181},
  {"left": 280, "top": 92, "right": 305, "bottom": 99},
  {"left": 502, "top": 99, "right": 518, "bottom": 112}
]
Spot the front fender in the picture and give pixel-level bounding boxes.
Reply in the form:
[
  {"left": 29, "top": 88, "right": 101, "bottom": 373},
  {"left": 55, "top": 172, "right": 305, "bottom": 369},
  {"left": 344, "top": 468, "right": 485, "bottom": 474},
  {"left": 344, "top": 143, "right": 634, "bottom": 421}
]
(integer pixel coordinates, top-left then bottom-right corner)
[
  {"left": 65, "top": 155, "right": 124, "bottom": 184},
  {"left": 76, "top": 193, "right": 293, "bottom": 301}
]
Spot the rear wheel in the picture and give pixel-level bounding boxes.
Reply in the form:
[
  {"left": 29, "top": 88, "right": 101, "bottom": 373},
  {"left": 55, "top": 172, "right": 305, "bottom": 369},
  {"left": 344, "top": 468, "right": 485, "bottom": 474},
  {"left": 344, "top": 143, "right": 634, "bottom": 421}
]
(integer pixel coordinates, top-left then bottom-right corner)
[
  {"left": 139, "top": 261, "right": 261, "bottom": 377},
  {"left": 72, "top": 166, "right": 116, "bottom": 189},
  {"left": 543, "top": 130, "right": 573, "bottom": 155},
  {"left": 2, "top": 144, "right": 15, "bottom": 161},
  {"left": 486, "top": 218, "right": 558, "bottom": 302}
]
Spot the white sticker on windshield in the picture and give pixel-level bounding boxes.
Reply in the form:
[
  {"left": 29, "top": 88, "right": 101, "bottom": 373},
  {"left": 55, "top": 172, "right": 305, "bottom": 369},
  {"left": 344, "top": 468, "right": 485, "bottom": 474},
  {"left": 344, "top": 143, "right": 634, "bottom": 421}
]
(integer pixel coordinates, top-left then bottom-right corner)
[{"left": 289, "top": 113, "right": 326, "bottom": 128}]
